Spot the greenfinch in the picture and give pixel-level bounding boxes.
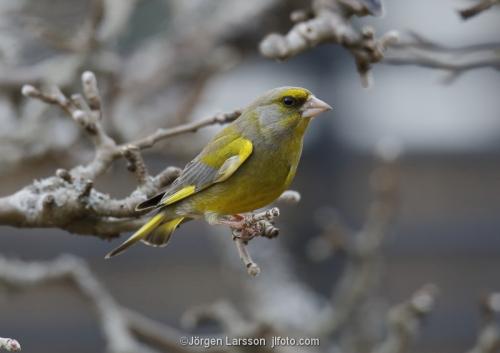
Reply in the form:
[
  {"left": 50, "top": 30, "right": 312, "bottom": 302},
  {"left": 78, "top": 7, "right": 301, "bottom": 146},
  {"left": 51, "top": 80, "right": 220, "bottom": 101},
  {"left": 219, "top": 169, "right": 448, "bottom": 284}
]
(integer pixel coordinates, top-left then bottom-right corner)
[{"left": 106, "top": 87, "right": 331, "bottom": 258}]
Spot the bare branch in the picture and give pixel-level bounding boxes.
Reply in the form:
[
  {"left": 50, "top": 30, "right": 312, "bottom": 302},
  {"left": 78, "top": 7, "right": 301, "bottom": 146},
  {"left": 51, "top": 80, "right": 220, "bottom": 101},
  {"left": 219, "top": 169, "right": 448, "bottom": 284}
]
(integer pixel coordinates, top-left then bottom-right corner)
[
  {"left": 0, "top": 255, "right": 155, "bottom": 353},
  {"left": 0, "top": 165, "right": 181, "bottom": 238},
  {"left": 277, "top": 190, "right": 301, "bottom": 205},
  {"left": 459, "top": 0, "right": 500, "bottom": 19},
  {"left": 121, "top": 145, "right": 150, "bottom": 185},
  {"left": 0, "top": 72, "right": 241, "bottom": 240},
  {"left": 234, "top": 238, "right": 261, "bottom": 277},
  {"left": 0, "top": 338, "right": 20, "bottom": 352},
  {"left": 372, "top": 284, "right": 438, "bottom": 353},
  {"left": 467, "top": 293, "right": 500, "bottom": 353},
  {"left": 259, "top": 0, "right": 399, "bottom": 86},
  {"left": 0, "top": 0, "right": 289, "bottom": 171},
  {"left": 225, "top": 207, "right": 282, "bottom": 276},
  {"left": 82, "top": 70, "right": 102, "bottom": 114},
  {"left": 129, "top": 110, "right": 242, "bottom": 150},
  {"left": 315, "top": 142, "right": 401, "bottom": 335},
  {"left": 384, "top": 32, "right": 500, "bottom": 82},
  {"left": 124, "top": 309, "right": 209, "bottom": 353},
  {"left": 0, "top": 255, "right": 204, "bottom": 353},
  {"left": 182, "top": 300, "right": 252, "bottom": 335}
]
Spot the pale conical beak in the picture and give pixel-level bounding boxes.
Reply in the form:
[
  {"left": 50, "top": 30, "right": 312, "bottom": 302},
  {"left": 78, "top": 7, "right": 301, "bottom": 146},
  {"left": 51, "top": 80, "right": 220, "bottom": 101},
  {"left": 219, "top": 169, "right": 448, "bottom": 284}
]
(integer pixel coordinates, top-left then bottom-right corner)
[{"left": 301, "top": 95, "right": 332, "bottom": 118}]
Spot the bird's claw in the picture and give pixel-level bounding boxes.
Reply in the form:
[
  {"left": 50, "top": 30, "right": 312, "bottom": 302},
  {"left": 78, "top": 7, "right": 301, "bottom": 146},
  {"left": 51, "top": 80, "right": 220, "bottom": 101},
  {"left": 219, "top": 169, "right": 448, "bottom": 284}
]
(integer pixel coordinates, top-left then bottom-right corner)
[
  {"left": 230, "top": 219, "right": 261, "bottom": 242},
  {"left": 229, "top": 215, "right": 279, "bottom": 242}
]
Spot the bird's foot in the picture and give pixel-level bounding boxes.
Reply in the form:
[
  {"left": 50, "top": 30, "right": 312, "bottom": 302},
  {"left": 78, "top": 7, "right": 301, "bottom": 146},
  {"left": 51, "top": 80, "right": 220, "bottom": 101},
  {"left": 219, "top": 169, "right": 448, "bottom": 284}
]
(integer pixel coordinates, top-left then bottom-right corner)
[
  {"left": 206, "top": 208, "right": 281, "bottom": 277},
  {"left": 215, "top": 214, "right": 245, "bottom": 229},
  {"left": 214, "top": 214, "right": 256, "bottom": 242},
  {"left": 216, "top": 208, "right": 281, "bottom": 242}
]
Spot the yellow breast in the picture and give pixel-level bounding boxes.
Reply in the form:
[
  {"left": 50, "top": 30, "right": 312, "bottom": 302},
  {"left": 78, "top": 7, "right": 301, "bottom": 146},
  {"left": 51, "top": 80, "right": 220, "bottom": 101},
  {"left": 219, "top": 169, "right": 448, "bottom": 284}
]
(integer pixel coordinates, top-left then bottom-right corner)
[{"left": 188, "top": 125, "right": 306, "bottom": 216}]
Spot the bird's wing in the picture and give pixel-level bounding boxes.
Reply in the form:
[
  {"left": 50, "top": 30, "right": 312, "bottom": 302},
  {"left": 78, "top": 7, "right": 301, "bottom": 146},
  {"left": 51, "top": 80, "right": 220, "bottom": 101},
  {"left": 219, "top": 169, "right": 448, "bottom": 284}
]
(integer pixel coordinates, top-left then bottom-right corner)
[{"left": 136, "top": 131, "right": 253, "bottom": 211}]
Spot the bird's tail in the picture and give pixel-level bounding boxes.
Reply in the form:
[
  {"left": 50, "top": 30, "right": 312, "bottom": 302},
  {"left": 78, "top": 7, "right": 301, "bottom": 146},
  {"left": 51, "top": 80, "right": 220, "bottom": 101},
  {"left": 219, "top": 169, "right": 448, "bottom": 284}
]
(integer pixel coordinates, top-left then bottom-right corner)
[{"left": 105, "top": 213, "right": 184, "bottom": 258}]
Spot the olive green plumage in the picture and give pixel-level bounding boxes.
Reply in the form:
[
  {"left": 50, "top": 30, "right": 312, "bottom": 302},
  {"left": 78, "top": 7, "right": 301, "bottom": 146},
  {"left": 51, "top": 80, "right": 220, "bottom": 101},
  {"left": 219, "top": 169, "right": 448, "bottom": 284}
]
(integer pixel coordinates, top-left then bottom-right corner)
[{"left": 106, "top": 87, "right": 331, "bottom": 258}]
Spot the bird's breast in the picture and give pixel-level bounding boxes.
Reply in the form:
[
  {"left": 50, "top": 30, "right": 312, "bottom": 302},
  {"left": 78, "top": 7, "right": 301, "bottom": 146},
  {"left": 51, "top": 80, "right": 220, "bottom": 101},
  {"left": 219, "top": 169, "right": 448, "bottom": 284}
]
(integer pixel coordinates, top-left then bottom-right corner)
[{"left": 188, "top": 131, "right": 304, "bottom": 215}]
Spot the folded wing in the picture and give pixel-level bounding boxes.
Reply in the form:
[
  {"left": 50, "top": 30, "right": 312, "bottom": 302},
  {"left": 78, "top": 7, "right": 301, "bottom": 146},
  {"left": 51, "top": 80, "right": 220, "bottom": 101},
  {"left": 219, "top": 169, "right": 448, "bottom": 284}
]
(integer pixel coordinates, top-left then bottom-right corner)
[{"left": 136, "top": 130, "right": 253, "bottom": 212}]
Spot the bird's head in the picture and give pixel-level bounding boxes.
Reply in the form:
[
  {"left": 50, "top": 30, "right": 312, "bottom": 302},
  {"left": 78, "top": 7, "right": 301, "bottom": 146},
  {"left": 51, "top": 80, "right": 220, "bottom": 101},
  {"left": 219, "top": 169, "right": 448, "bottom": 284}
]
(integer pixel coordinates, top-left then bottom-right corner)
[{"left": 248, "top": 87, "right": 332, "bottom": 135}]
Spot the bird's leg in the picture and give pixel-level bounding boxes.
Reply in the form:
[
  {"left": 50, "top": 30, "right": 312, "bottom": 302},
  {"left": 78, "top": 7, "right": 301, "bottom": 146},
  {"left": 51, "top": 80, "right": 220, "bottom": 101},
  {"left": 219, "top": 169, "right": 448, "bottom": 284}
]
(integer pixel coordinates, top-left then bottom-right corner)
[
  {"left": 217, "top": 214, "right": 246, "bottom": 229},
  {"left": 205, "top": 208, "right": 280, "bottom": 242},
  {"left": 205, "top": 213, "right": 245, "bottom": 229},
  {"left": 222, "top": 215, "right": 259, "bottom": 242},
  {"left": 205, "top": 209, "right": 281, "bottom": 277},
  {"left": 206, "top": 214, "right": 259, "bottom": 242}
]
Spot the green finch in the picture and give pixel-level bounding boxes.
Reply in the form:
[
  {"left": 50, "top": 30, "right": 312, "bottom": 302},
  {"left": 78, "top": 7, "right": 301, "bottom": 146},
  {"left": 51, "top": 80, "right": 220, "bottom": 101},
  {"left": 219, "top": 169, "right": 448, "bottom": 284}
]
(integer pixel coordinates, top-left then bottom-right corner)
[{"left": 106, "top": 87, "right": 331, "bottom": 258}]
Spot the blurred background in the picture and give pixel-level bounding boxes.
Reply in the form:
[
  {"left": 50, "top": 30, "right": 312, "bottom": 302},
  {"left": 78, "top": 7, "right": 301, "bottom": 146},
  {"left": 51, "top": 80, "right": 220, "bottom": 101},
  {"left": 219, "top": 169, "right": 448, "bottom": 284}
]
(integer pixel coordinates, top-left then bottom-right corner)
[{"left": 0, "top": 0, "right": 499, "bottom": 352}]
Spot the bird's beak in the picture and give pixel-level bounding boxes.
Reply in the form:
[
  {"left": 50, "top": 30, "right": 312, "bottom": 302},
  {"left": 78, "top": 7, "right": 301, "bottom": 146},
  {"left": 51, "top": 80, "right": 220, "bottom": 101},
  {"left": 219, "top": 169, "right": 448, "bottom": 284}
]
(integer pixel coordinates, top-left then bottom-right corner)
[{"left": 301, "top": 95, "right": 332, "bottom": 118}]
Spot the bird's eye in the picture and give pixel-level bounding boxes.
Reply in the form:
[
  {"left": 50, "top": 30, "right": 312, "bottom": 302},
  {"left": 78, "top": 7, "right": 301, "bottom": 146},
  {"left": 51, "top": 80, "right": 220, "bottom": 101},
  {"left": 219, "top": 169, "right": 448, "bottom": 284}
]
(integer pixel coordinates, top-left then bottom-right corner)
[{"left": 283, "top": 96, "right": 296, "bottom": 106}]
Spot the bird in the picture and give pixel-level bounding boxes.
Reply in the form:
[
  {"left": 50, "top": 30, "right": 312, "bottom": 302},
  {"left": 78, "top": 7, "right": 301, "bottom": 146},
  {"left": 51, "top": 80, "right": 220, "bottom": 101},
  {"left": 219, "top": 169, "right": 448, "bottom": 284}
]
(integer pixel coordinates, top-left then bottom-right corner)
[{"left": 105, "top": 87, "right": 332, "bottom": 258}]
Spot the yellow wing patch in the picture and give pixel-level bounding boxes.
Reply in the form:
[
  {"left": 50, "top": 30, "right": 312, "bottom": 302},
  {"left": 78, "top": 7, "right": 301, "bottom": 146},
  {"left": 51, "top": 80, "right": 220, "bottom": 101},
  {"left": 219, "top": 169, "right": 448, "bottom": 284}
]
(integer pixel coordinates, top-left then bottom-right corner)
[
  {"left": 214, "top": 139, "right": 253, "bottom": 183},
  {"left": 157, "top": 137, "right": 252, "bottom": 207},
  {"left": 161, "top": 185, "right": 196, "bottom": 206},
  {"left": 201, "top": 137, "right": 253, "bottom": 168},
  {"left": 237, "top": 138, "right": 253, "bottom": 159},
  {"left": 214, "top": 156, "right": 241, "bottom": 183}
]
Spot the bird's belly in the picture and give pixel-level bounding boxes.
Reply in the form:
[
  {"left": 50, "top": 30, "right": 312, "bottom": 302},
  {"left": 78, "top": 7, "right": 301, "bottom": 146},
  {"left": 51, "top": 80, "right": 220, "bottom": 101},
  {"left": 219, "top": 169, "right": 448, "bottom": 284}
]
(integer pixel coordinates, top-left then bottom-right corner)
[{"left": 188, "top": 154, "right": 293, "bottom": 215}]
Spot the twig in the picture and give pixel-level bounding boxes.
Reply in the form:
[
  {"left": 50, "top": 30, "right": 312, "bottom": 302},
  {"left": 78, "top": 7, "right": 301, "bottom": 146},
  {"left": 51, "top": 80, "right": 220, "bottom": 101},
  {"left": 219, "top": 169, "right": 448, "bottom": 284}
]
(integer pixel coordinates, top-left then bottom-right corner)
[
  {"left": 122, "top": 145, "right": 149, "bottom": 185},
  {"left": 129, "top": 110, "right": 241, "bottom": 150},
  {"left": 0, "top": 255, "right": 249, "bottom": 353},
  {"left": 0, "top": 338, "right": 20, "bottom": 352},
  {"left": 0, "top": 0, "right": 254, "bottom": 171},
  {"left": 316, "top": 140, "right": 401, "bottom": 335},
  {"left": 259, "top": 0, "right": 398, "bottom": 86},
  {"left": 229, "top": 207, "right": 282, "bottom": 276},
  {"left": 182, "top": 301, "right": 251, "bottom": 335},
  {"left": 82, "top": 70, "right": 102, "bottom": 115},
  {"left": 0, "top": 255, "right": 155, "bottom": 353},
  {"left": 277, "top": 190, "right": 301, "bottom": 205},
  {"left": 124, "top": 309, "right": 212, "bottom": 353},
  {"left": 467, "top": 293, "right": 500, "bottom": 353},
  {"left": 371, "top": 284, "right": 438, "bottom": 353},
  {"left": 459, "top": 0, "right": 500, "bottom": 19},
  {"left": 384, "top": 32, "right": 500, "bottom": 83},
  {"left": 234, "top": 238, "right": 261, "bottom": 277},
  {"left": 0, "top": 255, "right": 205, "bottom": 353}
]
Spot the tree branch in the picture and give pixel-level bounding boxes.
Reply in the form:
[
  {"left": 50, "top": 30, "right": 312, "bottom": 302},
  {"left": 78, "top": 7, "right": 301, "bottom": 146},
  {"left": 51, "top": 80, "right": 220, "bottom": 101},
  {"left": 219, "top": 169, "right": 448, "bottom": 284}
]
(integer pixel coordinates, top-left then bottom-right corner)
[
  {"left": 311, "top": 143, "right": 400, "bottom": 336},
  {"left": 259, "top": 0, "right": 398, "bottom": 86},
  {"left": 467, "top": 293, "right": 500, "bottom": 353},
  {"left": 0, "top": 338, "right": 20, "bottom": 352},
  {"left": 371, "top": 284, "right": 438, "bottom": 353},
  {"left": 459, "top": 0, "right": 500, "bottom": 20},
  {"left": 129, "top": 110, "right": 241, "bottom": 150},
  {"left": 0, "top": 72, "right": 243, "bottom": 239},
  {"left": 384, "top": 32, "right": 500, "bottom": 83},
  {"left": 0, "top": 255, "right": 207, "bottom": 353}
]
